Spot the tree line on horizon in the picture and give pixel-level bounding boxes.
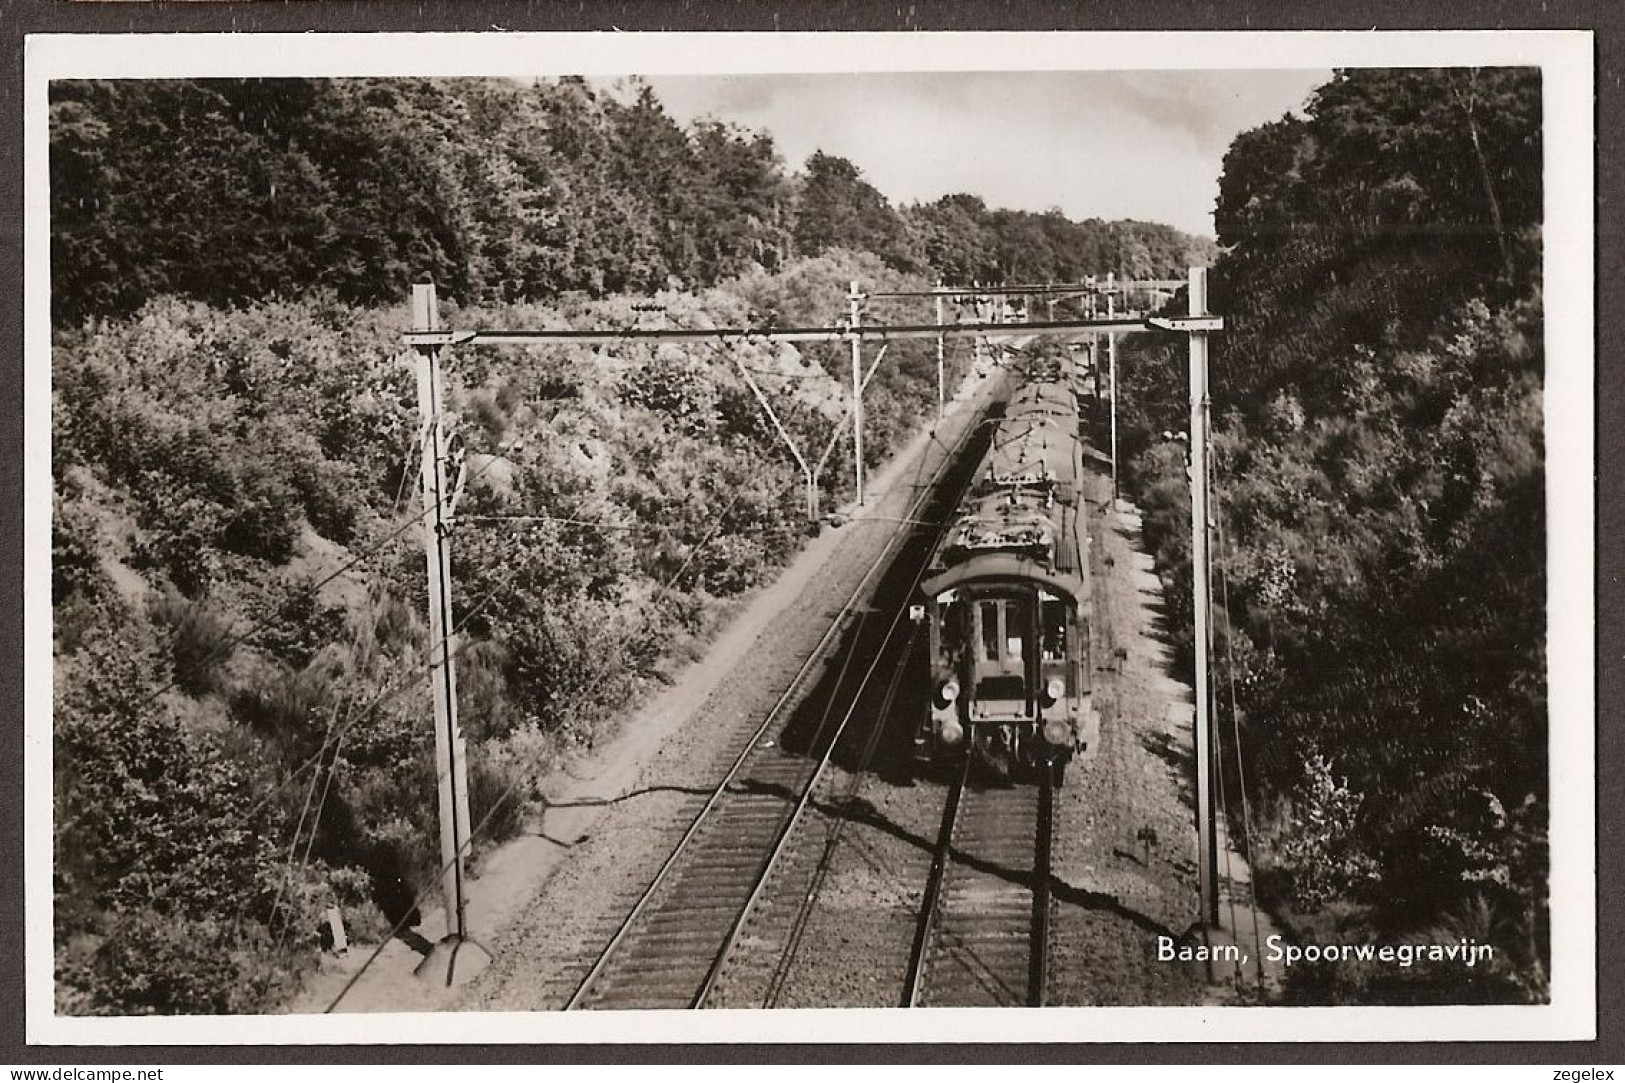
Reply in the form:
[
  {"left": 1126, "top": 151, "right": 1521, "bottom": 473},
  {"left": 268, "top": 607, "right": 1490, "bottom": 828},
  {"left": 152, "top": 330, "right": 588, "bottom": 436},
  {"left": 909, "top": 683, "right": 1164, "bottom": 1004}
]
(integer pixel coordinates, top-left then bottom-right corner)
[{"left": 48, "top": 75, "right": 1214, "bottom": 327}]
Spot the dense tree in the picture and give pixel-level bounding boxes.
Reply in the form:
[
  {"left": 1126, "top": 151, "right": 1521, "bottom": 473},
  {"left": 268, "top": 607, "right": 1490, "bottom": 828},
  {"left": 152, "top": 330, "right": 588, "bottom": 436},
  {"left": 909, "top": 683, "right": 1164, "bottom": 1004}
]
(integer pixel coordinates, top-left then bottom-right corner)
[
  {"left": 1117, "top": 67, "right": 1546, "bottom": 1003},
  {"left": 902, "top": 195, "right": 1214, "bottom": 286},
  {"left": 50, "top": 77, "right": 1214, "bottom": 324},
  {"left": 792, "top": 151, "right": 924, "bottom": 271},
  {"left": 905, "top": 194, "right": 994, "bottom": 282},
  {"left": 689, "top": 120, "right": 795, "bottom": 279}
]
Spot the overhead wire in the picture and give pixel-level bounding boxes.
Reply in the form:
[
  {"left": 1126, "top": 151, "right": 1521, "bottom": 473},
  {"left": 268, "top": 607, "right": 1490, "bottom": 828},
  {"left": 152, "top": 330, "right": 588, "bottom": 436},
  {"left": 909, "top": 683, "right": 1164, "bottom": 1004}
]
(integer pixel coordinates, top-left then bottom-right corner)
[
  {"left": 98, "top": 298, "right": 666, "bottom": 744},
  {"left": 74, "top": 319, "right": 676, "bottom": 963},
  {"left": 322, "top": 294, "right": 845, "bottom": 1005},
  {"left": 456, "top": 514, "right": 646, "bottom": 531},
  {"left": 85, "top": 291, "right": 955, "bottom": 1001},
  {"left": 328, "top": 345, "right": 990, "bottom": 1008},
  {"left": 391, "top": 415, "right": 427, "bottom": 513},
  {"left": 277, "top": 700, "right": 350, "bottom": 952},
  {"left": 262, "top": 701, "right": 343, "bottom": 945},
  {"left": 62, "top": 304, "right": 740, "bottom": 979},
  {"left": 123, "top": 348, "right": 437, "bottom": 723},
  {"left": 121, "top": 431, "right": 520, "bottom": 724},
  {"left": 1207, "top": 536, "right": 1244, "bottom": 988},
  {"left": 685, "top": 312, "right": 868, "bottom": 514},
  {"left": 1198, "top": 404, "right": 1244, "bottom": 987},
  {"left": 51, "top": 420, "right": 529, "bottom": 861}
]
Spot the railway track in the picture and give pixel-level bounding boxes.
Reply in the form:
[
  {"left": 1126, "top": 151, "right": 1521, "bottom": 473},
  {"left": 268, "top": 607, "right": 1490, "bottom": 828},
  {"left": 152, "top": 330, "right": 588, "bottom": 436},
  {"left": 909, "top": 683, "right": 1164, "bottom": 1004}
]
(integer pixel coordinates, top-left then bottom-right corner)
[
  {"left": 565, "top": 390, "right": 996, "bottom": 1011},
  {"left": 904, "top": 758, "right": 1057, "bottom": 1007},
  {"left": 700, "top": 623, "right": 921, "bottom": 1008}
]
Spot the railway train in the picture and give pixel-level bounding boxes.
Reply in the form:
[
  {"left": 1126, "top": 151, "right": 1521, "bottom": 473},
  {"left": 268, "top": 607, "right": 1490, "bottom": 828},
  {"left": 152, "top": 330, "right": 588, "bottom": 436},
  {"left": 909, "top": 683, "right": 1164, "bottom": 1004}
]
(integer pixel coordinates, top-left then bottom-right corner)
[{"left": 914, "top": 351, "right": 1100, "bottom": 778}]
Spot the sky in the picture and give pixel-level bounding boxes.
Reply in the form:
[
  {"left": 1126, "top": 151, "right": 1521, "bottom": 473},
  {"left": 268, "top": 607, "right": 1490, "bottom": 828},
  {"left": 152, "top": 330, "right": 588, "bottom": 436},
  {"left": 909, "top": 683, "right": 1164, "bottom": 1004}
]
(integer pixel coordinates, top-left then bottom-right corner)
[{"left": 634, "top": 70, "right": 1331, "bottom": 238}]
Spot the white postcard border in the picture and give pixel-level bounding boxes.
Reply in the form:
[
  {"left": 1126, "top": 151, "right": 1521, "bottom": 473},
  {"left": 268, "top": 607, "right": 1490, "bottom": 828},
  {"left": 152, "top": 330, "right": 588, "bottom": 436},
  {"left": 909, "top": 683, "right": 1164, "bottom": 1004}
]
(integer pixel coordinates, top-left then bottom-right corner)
[{"left": 23, "top": 28, "right": 1597, "bottom": 1044}]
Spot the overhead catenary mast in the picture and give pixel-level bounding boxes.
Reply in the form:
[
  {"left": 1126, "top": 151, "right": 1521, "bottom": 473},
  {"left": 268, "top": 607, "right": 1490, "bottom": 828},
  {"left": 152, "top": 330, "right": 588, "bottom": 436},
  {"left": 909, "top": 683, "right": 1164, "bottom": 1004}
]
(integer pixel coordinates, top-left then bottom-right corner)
[
  {"left": 407, "top": 281, "right": 491, "bottom": 987},
  {"left": 1144, "top": 269, "right": 1226, "bottom": 943},
  {"left": 849, "top": 280, "right": 866, "bottom": 505},
  {"left": 1108, "top": 271, "right": 1120, "bottom": 504},
  {"left": 1174, "top": 268, "right": 1220, "bottom": 930}
]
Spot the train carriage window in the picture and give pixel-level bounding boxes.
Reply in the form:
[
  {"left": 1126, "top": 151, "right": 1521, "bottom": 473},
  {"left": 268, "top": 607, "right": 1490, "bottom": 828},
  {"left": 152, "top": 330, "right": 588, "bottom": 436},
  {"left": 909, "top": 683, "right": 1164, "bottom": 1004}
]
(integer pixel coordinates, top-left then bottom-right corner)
[
  {"left": 936, "top": 599, "right": 960, "bottom": 661},
  {"left": 1005, "top": 595, "right": 1031, "bottom": 660},
  {"left": 979, "top": 601, "right": 1000, "bottom": 662}
]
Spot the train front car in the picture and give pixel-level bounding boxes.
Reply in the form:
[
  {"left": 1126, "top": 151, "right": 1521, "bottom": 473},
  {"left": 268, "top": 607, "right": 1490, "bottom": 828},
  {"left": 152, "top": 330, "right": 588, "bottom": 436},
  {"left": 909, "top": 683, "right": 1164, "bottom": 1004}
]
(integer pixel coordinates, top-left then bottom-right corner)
[{"left": 915, "top": 369, "right": 1100, "bottom": 779}]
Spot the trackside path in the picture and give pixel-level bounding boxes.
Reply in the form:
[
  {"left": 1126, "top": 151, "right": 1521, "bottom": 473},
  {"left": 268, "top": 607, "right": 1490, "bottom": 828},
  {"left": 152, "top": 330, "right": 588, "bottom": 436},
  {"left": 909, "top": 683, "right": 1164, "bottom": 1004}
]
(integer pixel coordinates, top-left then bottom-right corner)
[{"left": 1042, "top": 463, "right": 1208, "bottom": 1006}]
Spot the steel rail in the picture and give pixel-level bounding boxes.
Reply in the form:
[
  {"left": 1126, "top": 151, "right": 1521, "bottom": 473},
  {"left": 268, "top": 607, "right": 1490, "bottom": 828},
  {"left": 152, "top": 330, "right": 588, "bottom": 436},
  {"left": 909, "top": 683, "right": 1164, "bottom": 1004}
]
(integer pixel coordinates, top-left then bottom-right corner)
[
  {"left": 759, "top": 637, "right": 916, "bottom": 1008},
  {"left": 695, "top": 384, "right": 995, "bottom": 1006},
  {"left": 689, "top": 618, "right": 923, "bottom": 1007},
  {"left": 1029, "top": 762, "right": 1057, "bottom": 1007},
  {"left": 902, "top": 754, "right": 972, "bottom": 1007},
  {"left": 903, "top": 760, "right": 1059, "bottom": 1008},
  {"left": 561, "top": 528, "right": 892, "bottom": 1010},
  {"left": 563, "top": 381, "right": 993, "bottom": 1011}
]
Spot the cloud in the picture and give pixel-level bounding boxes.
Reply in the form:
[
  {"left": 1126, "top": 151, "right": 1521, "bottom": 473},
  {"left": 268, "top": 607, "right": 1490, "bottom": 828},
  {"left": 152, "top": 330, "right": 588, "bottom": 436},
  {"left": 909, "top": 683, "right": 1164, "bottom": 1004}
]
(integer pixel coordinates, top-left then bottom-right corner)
[{"left": 639, "top": 70, "right": 1327, "bottom": 236}]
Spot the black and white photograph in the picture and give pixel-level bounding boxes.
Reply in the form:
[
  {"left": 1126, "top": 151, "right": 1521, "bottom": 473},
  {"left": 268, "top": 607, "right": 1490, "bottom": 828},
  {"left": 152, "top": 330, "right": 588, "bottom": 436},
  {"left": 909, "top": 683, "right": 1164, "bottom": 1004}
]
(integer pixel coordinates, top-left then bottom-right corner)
[{"left": 24, "top": 30, "right": 1595, "bottom": 1043}]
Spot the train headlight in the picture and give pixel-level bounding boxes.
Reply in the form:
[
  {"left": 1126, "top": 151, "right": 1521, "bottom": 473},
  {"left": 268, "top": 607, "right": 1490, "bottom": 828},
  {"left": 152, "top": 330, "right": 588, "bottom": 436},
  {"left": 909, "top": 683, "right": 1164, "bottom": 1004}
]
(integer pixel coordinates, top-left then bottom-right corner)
[
  {"left": 935, "top": 680, "right": 960, "bottom": 708},
  {"left": 939, "top": 718, "right": 965, "bottom": 747},
  {"left": 1042, "top": 676, "right": 1065, "bottom": 705}
]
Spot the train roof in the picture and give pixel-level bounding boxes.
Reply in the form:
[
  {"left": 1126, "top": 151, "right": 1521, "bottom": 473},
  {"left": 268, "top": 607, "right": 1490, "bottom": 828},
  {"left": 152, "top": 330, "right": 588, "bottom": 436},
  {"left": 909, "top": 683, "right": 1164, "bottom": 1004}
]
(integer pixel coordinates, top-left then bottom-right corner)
[
  {"left": 924, "top": 366, "right": 1089, "bottom": 599},
  {"left": 1006, "top": 380, "right": 1075, "bottom": 419},
  {"left": 923, "top": 494, "right": 1087, "bottom": 602},
  {"left": 983, "top": 375, "right": 1080, "bottom": 496},
  {"left": 920, "top": 555, "right": 1086, "bottom": 605}
]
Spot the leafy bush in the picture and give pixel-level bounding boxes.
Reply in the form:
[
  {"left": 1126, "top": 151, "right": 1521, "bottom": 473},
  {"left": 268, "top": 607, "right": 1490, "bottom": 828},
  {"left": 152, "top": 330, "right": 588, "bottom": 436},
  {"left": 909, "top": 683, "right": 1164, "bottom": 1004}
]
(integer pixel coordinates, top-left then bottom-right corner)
[
  {"left": 68, "top": 912, "right": 296, "bottom": 1016},
  {"left": 54, "top": 620, "right": 294, "bottom": 1013},
  {"left": 230, "top": 658, "right": 337, "bottom": 753},
  {"left": 149, "top": 591, "right": 237, "bottom": 698},
  {"left": 248, "top": 579, "right": 349, "bottom": 671},
  {"left": 1277, "top": 755, "right": 1380, "bottom": 910},
  {"left": 466, "top": 747, "right": 526, "bottom": 852},
  {"left": 52, "top": 478, "right": 108, "bottom": 603}
]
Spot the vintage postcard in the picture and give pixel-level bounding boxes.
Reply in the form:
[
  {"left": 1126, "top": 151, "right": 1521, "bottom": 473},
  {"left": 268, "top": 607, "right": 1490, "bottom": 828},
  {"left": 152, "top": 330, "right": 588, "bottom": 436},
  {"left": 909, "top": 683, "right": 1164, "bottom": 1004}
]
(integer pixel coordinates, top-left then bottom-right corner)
[{"left": 24, "top": 29, "right": 1595, "bottom": 1043}]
